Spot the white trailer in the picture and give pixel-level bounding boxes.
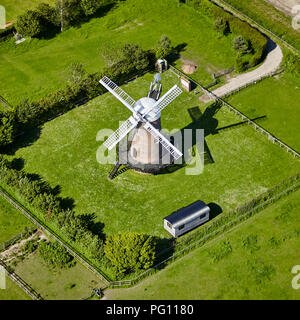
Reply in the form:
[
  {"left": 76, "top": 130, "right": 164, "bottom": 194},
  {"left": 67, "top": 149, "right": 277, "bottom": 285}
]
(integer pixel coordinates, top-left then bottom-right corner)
[{"left": 164, "top": 200, "right": 210, "bottom": 237}]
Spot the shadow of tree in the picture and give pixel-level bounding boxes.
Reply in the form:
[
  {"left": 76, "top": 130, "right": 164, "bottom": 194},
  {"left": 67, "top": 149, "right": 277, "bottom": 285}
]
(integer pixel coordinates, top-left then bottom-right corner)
[
  {"left": 78, "top": 212, "right": 105, "bottom": 240},
  {"left": 3, "top": 126, "right": 42, "bottom": 156}
]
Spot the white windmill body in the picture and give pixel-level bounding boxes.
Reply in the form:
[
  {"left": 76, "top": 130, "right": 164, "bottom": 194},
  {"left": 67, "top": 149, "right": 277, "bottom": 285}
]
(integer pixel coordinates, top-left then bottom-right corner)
[{"left": 99, "top": 75, "right": 183, "bottom": 174}]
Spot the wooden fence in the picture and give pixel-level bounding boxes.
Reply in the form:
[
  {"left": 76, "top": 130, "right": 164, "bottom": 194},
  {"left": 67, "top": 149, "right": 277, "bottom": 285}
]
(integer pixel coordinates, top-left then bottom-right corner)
[
  {"left": 0, "top": 187, "right": 110, "bottom": 287},
  {"left": 0, "top": 226, "right": 37, "bottom": 252},
  {"left": 0, "top": 258, "right": 42, "bottom": 300},
  {"left": 169, "top": 65, "right": 300, "bottom": 159}
]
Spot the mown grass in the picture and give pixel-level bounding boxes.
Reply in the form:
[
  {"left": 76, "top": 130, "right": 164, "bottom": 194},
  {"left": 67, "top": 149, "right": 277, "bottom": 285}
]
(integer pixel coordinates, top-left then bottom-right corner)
[
  {"left": 225, "top": 71, "right": 300, "bottom": 152},
  {"left": 104, "top": 188, "right": 300, "bottom": 300},
  {"left": 7, "top": 70, "right": 300, "bottom": 240},
  {"left": 0, "top": 0, "right": 54, "bottom": 22},
  {"left": 0, "top": 276, "right": 31, "bottom": 300},
  {"left": 0, "top": 0, "right": 236, "bottom": 105},
  {"left": 0, "top": 195, "right": 33, "bottom": 244},
  {"left": 222, "top": 0, "right": 300, "bottom": 50},
  {"left": 13, "top": 252, "right": 104, "bottom": 300}
]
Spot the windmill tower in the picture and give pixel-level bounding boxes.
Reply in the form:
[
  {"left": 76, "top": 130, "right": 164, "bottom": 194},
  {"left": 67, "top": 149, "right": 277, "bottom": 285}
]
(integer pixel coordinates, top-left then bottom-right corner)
[{"left": 99, "top": 75, "right": 183, "bottom": 174}]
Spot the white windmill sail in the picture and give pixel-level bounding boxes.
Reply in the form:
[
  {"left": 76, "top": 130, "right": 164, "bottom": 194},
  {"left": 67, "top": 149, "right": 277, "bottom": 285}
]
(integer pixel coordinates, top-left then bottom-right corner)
[
  {"left": 144, "top": 85, "right": 182, "bottom": 117},
  {"left": 99, "top": 76, "right": 137, "bottom": 114},
  {"left": 143, "top": 122, "right": 183, "bottom": 160},
  {"left": 104, "top": 116, "right": 139, "bottom": 150}
]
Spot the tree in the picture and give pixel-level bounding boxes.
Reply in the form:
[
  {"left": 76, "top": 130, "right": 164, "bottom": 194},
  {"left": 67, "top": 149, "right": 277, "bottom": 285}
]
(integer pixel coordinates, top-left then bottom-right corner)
[
  {"left": 80, "top": 0, "right": 104, "bottom": 16},
  {"left": 0, "top": 112, "right": 15, "bottom": 148},
  {"left": 233, "top": 35, "right": 252, "bottom": 55},
  {"left": 56, "top": 0, "right": 83, "bottom": 30},
  {"left": 36, "top": 3, "right": 59, "bottom": 26},
  {"left": 104, "top": 232, "right": 156, "bottom": 274},
  {"left": 155, "top": 34, "right": 171, "bottom": 59},
  {"left": 16, "top": 10, "right": 44, "bottom": 37},
  {"left": 120, "top": 44, "right": 149, "bottom": 71},
  {"left": 214, "top": 17, "right": 229, "bottom": 37}
]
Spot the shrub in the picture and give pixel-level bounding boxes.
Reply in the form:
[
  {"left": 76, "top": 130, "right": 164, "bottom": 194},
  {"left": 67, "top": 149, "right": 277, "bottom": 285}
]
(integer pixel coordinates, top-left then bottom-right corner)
[
  {"left": 233, "top": 35, "right": 252, "bottom": 54},
  {"left": 38, "top": 240, "right": 75, "bottom": 269},
  {"left": 214, "top": 17, "right": 229, "bottom": 37},
  {"left": 16, "top": 10, "right": 44, "bottom": 37},
  {"left": 155, "top": 35, "right": 172, "bottom": 59},
  {"left": 23, "top": 239, "right": 39, "bottom": 253},
  {"left": 104, "top": 232, "right": 156, "bottom": 274},
  {"left": 0, "top": 111, "right": 15, "bottom": 147},
  {"left": 80, "top": 0, "right": 104, "bottom": 16},
  {"left": 36, "top": 3, "right": 59, "bottom": 27}
]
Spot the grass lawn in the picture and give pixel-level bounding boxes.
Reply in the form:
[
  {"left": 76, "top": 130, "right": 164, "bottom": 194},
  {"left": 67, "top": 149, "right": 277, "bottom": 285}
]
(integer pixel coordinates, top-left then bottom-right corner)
[
  {"left": 222, "top": 0, "right": 300, "bottom": 50},
  {"left": 13, "top": 252, "right": 104, "bottom": 300},
  {"left": 0, "top": 276, "right": 31, "bottom": 300},
  {"left": 225, "top": 72, "right": 300, "bottom": 152},
  {"left": 7, "top": 71, "right": 300, "bottom": 240},
  {"left": 104, "top": 188, "right": 300, "bottom": 300},
  {"left": 0, "top": 0, "right": 236, "bottom": 105},
  {"left": 0, "top": 0, "right": 54, "bottom": 22},
  {"left": 0, "top": 195, "right": 33, "bottom": 244}
]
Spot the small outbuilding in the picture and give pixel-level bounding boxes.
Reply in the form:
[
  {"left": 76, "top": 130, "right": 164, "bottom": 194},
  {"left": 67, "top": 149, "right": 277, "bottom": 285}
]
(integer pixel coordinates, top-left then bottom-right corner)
[{"left": 164, "top": 200, "right": 210, "bottom": 237}]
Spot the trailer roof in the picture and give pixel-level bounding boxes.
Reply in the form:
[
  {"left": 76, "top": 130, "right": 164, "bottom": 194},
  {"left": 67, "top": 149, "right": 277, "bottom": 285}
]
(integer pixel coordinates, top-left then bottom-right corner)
[{"left": 164, "top": 200, "right": 209, "bottom": 227}]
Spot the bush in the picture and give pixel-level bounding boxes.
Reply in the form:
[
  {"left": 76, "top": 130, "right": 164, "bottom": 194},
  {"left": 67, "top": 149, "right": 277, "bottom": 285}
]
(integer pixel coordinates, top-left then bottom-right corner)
[
  {"left": 23, "top": 239, "right": 39, "bottom": 254},
  {"left": 80, "top": 0, "right": 105, "bottom": 16},
  {"left": 38, "top": 240, "right": 75, "bottom": 269},
  {"left": 16, "top": 10, "right": 44, "bottom": 37},
  {"left": 104, "top": 232, "right": 156, "bottom": 274},
  {"left": 155, "top": 35, "right": 172, "bottom": 59},
  {"left": 0, "top": 111, "right": 16, "bottom": 147},
  {"left": 214, "top": 17, "right": 229, "bottom": 37}
]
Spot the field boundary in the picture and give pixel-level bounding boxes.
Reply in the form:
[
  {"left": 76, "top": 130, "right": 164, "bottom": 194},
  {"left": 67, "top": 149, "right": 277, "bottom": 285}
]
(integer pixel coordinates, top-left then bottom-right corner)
[
  {"left": 0, "top": 187, "right": 111, "bottom": 287},
  {"left": 210, "top": 0, "right": 300, "bottom": 55},
  {"left": 0, "top": 258, "right": 42, "bottom": 300},
  {"left": 169, "top": 64, "right": 300, "bottom": 159}
]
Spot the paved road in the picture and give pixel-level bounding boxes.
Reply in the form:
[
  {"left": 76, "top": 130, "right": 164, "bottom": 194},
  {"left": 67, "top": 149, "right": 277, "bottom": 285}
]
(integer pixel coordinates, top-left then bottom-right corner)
[{"left": 203, "top": 37, "right": 283, "bottom": 101}]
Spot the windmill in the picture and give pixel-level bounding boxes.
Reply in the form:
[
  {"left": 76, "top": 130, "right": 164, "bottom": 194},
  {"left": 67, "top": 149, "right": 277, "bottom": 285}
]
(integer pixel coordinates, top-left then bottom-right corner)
[{"left": 99, "top": 75, "right": 183, "bottom": 175}]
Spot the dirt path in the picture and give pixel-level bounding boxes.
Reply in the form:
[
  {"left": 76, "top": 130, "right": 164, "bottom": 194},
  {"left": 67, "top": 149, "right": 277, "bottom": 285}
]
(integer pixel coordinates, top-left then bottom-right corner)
[
  {"left": 202, "top": 37, "right": 283, "bottom": 101},
  {"left": 264, "top": 0, "right": 300, "bottom": 17},
  {"left": 0, "top": 231, "right": 47, "bottom": 262}
]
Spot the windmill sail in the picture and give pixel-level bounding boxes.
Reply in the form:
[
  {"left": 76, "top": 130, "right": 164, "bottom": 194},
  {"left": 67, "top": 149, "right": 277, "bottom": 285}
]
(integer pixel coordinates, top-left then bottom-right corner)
[
  {"left": 144, "top": 85, "right": 182, "bottom": 117},
  {"left": 100, "top": 76, "right": 136, "bottom": 113},
  {"left": 104, "top": 116, "right": 139, "bottom": 150},
  {"left": 144, "top": 122, "right": 183, "bottom": 160}
]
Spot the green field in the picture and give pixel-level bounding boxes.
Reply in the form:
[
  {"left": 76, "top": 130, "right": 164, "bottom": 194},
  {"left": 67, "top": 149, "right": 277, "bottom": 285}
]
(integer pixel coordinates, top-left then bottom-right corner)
[
  {"left": 104, "top": 188, "right": 300, "bottom": 300},
  {"left": 6, "top": 71, "right": 300, "bottom": 240},
  {"left": 221, "top": 0, "right": 300, "bottom": 50},
  {"left": 0, "top": 0, "right": 53, "bottom": 22},
  {"left": 0, "top": 0, "right": 236, "bottom": 105},
  {"left": 225, "top": 72, "right": 300, "bottom": 152},
  {"left": 0, "top": 277, "right": 31, "bottom": 300},
  {"left": 13, "top": 252, "right": 104, "bottom": 300},
  {"left": 0, "top": 195, "right": 33, "bottom": 244}
]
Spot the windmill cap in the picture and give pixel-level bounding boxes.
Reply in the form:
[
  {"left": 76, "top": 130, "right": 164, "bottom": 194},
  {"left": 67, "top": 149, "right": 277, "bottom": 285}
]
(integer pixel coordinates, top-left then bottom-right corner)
[{"left": 134, "top": 97, "right": 161, "bottom": 122}]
